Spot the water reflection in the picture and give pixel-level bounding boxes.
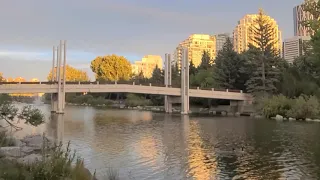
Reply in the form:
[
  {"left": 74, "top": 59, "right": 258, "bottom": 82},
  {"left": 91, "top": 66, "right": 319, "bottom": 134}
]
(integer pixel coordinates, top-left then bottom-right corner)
[
  {"left": 9, "top": 104, "right": 320, "bottom": 180},
  {"left": 46, "top": 114, "right": 64, "bottom": 144}
]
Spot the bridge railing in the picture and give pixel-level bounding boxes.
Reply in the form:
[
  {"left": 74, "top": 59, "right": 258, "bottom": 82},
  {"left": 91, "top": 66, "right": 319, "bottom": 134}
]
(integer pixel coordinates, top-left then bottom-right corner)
[{"left": 0, "top": 81, "right": 244, "bottom": 93}]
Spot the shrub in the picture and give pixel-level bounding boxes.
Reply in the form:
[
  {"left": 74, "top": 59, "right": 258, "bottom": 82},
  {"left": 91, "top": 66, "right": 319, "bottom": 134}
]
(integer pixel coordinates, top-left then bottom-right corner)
[
  {"left": 0, "top": 141, "right": 96, "bottom": 180},
  {"left": 287, "top": 95, "right": 320, "bottom": 120},
  {"left": 87, "top": 97, "right": 113, "bottom": 106},
  {"left": 68, "top": 94, "right": 113, "bottom": 106},
  {"left": 0, "top": 131, "right": 16, "bottom": 147},
  {"left": 259, "top": 95, "right": 293, "bottom": 118},
  {"left": 125, "top": 94, "right": 152, "bottom": 107}
]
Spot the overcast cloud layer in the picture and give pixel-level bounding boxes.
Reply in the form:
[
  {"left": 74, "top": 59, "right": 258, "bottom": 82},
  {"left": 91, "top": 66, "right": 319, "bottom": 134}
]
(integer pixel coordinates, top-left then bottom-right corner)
[{"left": 0, "top": 0, "right": 303, "bottom": 80}]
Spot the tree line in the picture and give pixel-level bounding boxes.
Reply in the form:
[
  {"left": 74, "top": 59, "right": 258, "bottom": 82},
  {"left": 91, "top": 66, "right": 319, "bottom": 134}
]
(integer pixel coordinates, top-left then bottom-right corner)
[{"left": 40, "top": 3, "right": 320, "bottom": 111}]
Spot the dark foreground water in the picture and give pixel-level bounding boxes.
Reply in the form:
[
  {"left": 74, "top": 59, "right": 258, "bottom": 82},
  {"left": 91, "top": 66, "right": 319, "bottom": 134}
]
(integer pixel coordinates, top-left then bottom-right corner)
[{"left": 10, "top": 104, "right": 320, "bottom": 180}]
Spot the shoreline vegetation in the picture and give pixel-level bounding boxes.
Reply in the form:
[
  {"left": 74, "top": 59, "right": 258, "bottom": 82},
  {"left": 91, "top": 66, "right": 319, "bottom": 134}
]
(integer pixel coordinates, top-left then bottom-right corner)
[{"left": 0, "top": 94, "right": 118, "bottom": 180}]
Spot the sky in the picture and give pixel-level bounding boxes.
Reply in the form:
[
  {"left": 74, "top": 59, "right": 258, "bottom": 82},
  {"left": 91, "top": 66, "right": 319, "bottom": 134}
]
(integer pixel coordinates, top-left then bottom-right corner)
[{"left": 0, "top": 0, "right": 304, "bottom": 81}]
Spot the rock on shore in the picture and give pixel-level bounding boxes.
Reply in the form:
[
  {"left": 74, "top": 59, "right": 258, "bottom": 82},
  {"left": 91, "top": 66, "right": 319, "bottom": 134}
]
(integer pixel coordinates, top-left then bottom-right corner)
[{"left": 0, "top": 134, "right": 52, "bottom": 165}]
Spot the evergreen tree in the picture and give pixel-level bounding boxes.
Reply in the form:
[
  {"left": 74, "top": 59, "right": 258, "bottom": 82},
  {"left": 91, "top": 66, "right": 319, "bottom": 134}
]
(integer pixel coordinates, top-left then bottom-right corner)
[
  {"left": 213, "top": 38, "right": 248, "bottom": 90},
  {"left": 245, "top": 9, "right": 281, "bottom": 95},
  {"left": 189, "top": 60, "right": 197, "bottom": 76},
  {"left": 134, "top": 71, "right": 148, "bottom": 84},
  {"left": 298, "top": 0, "right": 320, "bottom": 81},
  {"left": 150, "top": 65, "right": 164, "bottom": 85},
  {"left": 171, "top": 62, "right": 181, "bottom": 87},
  {"left": 199, "top": 51, "right": 211, "bottom": 70}
]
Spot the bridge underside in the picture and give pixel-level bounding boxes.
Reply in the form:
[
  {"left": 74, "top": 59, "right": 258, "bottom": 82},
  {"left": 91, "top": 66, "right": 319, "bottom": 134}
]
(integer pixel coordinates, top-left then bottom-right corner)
[{"left": 0, "top": 84, "right": 252, "bottom": 101}]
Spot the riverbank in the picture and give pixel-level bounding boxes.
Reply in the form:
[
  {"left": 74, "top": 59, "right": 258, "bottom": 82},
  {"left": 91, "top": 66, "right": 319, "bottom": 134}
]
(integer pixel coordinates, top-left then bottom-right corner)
[
  {"left": 65, "top": 102, "right": 254, "bottom": 117},
  {"left": 0, "top": 131, "right": 97, "bottom": 180},
  {"left": 254, "top": 94, "right": 320, "bottom": 122}
]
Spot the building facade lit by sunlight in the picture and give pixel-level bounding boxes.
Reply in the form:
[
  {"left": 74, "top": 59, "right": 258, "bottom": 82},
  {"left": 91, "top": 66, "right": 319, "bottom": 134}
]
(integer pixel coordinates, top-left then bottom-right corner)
[
  {"left": 173, "top": 34, "right": 217, "bottom": 69},
  {"left": 233, "top": 10, "right": 282, "bottom": 53},
  {"left": 131, "top": 55, "right": 163, "bottom": 78}
]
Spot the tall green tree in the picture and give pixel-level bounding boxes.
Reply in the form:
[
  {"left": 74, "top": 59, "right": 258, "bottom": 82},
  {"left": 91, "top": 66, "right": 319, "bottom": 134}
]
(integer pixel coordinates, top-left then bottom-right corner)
[
  {"left": 298, "top": 0, "right": 320, "bottom": 81},
  {"left": 199, "top": 51, "right": 212, "bottom": 70},
  {"left": 47, "top": 65, "right": 89, "bottom": 82},
  {"left": 134, "top": 71, "right": 148, "bottom": 84},
  {"left": 301, "top": 0, "right": 320, "bottom": 36},
  {"left": 171, "top": 62, "right": 180, "bottom": 87},
  {"left": 150, "top": 65, "right": 164, "bottom": 85},
  {"left": 189, "top": 60, "right": 197, "bottom": 76},
  {"left": 245, "top": 9, "right": 281, "bottom": 95},
  {"left": 90, "top": 54, "right": 132, "bottom": 82},
  {"left": 213, "top": 38, "right": 247, "bottom": 90},
  {"left": 190, "top": 69, "right": 216, "bottom": 89}
]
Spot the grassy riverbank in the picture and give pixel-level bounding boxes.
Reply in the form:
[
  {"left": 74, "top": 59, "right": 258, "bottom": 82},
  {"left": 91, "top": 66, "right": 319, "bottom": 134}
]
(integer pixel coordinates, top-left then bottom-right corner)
[
  {"left": 0, "top": 132, "right": 121, "bottom": 180},
  {"left": 256, "top": 94, "right": 320, "bottom": 121}
]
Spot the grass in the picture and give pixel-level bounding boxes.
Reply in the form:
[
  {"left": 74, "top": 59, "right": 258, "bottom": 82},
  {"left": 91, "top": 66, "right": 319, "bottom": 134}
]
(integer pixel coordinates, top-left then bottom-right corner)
[
  {"left": 0, "top": 133, "right": 121, "bottom": 180},
  {"left": 0, "top": 131, "right": 16, "bottom": 147},
  {"left": 0, "top": 140, "right": 97, "bottom": 180},
  {"left": 105, "top": 168, "right": 119, "bottom": 180}
]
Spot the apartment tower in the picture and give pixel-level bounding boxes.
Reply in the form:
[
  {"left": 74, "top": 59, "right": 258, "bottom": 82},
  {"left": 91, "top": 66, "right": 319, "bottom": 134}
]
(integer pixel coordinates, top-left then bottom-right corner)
[
  {"left": 215, "top": 33, "right": 231, "bottom": 53},
  {"left": 233, "top": 9, "right": 282, "bottom": 53},
  {"left": 131, "top": 55, "right": 163, "bottom": 78},
  {"left": 174, "top": 34, "right": 216, "bottom": 69},
  {"left": 282, "top": 36, "right": 311, "bottom": 64}
]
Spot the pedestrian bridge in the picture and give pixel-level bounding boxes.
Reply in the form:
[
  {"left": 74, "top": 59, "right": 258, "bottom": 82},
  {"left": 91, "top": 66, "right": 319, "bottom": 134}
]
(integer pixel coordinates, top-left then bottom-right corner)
[{"left": 0, "top": 82, "right": 252, "bottom": 101}]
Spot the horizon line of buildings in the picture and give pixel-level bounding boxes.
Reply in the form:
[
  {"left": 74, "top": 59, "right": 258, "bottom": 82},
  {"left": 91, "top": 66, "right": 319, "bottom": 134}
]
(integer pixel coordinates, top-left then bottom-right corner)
[{"left": 132, "top": 1, "right": 314, "bottom": 78}]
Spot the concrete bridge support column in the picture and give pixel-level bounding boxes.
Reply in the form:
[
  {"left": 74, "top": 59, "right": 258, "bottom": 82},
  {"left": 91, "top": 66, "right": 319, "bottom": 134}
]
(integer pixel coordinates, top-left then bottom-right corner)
[
  {"left": 51, "top": 93, "right": 58, "bottom": 113},
  {"left": 230, "top": 100, "right": 245, "bottom": 114},
  {"left": 51, "top": 40, "right": 66, "bottom": 114},
  {"left": 164, "top": 53, "right": 172, "bottom": 113},
  {"left": 181, "top": 48, "right": 189, "bottom": 115}
]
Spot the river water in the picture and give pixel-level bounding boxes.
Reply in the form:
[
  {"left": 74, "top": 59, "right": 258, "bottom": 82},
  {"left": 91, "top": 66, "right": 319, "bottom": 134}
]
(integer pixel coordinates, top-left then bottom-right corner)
[{"left": 10, "top": 104, "right": 320, "bottom": 180}]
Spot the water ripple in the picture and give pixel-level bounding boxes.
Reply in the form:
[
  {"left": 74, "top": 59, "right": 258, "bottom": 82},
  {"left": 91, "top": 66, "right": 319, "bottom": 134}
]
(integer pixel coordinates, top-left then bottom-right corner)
[{"left": 12, "top": 105, "right": 320, "bottom": 180}]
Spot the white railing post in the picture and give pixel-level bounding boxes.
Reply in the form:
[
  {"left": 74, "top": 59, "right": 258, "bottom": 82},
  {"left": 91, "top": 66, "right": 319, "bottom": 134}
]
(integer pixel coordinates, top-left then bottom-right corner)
[
  {"left": 212, "top": 88, "right": 214, "bottom": 91},
  {"left": 149, "top": 83, "right": 151, "bottom": 86},
  {"left": 226, "top": 89, "right": 229, "bottom": 92},
  {"left": 133, "top": 82, "right": 135, "bottom": 85},
  {"left": 78, "top": 81, "right": 80, "bottom": 85},
  {"left": 97, "top": 81, "right": 99, "bottom": 85},
  {"left": 197, "top": 87, "right": 199, "bottom": 90},
  {"left": 240, "top": 90, "right": 243, "bottom": 93}
]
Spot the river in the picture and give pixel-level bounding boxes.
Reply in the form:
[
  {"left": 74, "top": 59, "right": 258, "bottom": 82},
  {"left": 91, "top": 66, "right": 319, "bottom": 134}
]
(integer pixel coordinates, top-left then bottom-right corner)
[{"left": 9, "top": 104, "right": 320, "bottom": 180}]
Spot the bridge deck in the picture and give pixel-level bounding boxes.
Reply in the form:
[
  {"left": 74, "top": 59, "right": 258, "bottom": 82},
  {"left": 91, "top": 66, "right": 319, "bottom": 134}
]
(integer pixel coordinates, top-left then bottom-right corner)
[{"left": 0, "top": 82, "right": 253, "bottom": 101}]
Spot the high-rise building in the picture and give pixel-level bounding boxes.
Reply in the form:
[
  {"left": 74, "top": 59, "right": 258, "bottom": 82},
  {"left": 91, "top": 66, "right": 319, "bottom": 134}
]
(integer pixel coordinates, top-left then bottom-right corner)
[
  {"left": 282, "top": 36, "right": 311, "bottom": 64},
  {"left": 294, "top": 3, "right": 313, "bottom": 36},
  {"left": 173, "top": 34, "right": 216, "bottom": 69},
  {"left": 233, "top": 10, "right": 282, "bottom": 53},
  {"left": 214, "top": 33, "right": 231, "bottom": 53},
  {"left": 131, "top": 55, "right": 163, "bottom": 78}
]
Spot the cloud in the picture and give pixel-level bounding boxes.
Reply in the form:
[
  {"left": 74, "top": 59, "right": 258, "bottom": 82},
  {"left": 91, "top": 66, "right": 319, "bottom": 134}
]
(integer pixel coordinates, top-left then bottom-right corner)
[
  {"left": 0, "top": 0, "right": 228, "bottom": 57},
  {"left": 0, "top": 51, "right": 46, "bottom": 59}
]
